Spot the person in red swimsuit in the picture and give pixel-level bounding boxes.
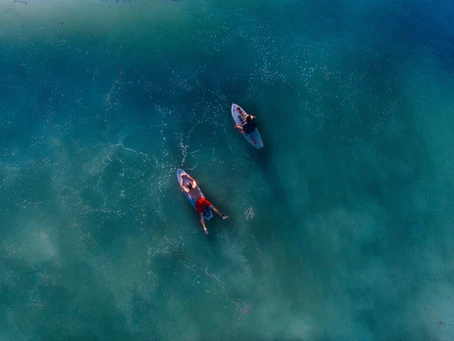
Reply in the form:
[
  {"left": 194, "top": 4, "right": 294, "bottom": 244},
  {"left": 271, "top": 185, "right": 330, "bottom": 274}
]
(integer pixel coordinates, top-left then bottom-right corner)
[{"left": 180, "top": 173, "right": 228, "bottom": 235}]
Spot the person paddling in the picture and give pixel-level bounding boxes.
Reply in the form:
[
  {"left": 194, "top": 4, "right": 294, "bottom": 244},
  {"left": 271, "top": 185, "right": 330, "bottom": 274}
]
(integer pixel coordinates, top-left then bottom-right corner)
[
  {"left": 180, "top": 173, "right": 228, "bottom": 235},
  {"left": 234, "top": 106, "right": 257, "bottom": 134}
]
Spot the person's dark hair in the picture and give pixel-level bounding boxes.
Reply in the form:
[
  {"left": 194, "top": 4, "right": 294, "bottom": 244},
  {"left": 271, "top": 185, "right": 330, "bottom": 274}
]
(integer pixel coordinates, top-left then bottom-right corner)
[
  {"left": 246, "top": 115, "right": 252, "bottom": 123},
  {"left": 186, "top": 182, "right": 193, "bottom": 189}
]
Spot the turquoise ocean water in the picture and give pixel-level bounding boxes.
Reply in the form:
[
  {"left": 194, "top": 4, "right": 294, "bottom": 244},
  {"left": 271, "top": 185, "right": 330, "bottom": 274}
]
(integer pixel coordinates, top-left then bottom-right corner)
[{"left": 1, "top": 0, "right": 454, "bottom": 340}]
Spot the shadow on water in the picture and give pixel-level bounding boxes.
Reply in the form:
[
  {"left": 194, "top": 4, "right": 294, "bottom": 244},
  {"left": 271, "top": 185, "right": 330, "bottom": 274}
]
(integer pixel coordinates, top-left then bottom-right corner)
[{"left": 252, "top": 145, "right": 300, "bottom": 233}]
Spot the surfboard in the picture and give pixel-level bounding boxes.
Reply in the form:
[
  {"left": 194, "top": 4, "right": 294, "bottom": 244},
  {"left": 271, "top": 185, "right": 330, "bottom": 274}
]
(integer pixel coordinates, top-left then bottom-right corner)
[
  {"left": 177, "top": 169, "right": 213, "bottom": 221},
  {"left": 231, "top": 103, "right": 264, "bottom": 149}
]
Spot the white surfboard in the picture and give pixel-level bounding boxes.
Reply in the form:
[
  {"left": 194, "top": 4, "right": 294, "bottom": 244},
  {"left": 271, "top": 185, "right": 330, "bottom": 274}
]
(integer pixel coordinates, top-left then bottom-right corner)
[{"left": 231, "top": 103, "right": 264, "bottom": 149}]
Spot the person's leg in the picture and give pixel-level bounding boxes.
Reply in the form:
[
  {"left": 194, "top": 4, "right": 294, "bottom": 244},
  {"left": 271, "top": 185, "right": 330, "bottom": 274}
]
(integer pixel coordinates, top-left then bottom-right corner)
[
  {"left": 234, "top": 125, "right": 244, "bottom": 133},
  {"left": 196, "top": 201, "right": 209, "bottom": 234},
  {"left": 199, "top": 213, "right": 209, "bottom": 235},
  {"left": 209, "top": 204, "right": 228, "bottom": 220}
]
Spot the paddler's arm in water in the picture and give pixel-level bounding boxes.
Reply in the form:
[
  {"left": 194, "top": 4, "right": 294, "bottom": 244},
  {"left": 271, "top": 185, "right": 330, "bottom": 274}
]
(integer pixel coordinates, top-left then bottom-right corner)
[{"left": 200, "top": 214, "right": 209, "bottom": 235}]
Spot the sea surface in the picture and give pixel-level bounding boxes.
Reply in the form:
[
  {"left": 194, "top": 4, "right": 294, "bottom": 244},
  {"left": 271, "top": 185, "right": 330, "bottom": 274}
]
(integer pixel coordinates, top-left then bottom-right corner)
[{"left": 1, "top": 0, "right": 454, "bottom": 340}]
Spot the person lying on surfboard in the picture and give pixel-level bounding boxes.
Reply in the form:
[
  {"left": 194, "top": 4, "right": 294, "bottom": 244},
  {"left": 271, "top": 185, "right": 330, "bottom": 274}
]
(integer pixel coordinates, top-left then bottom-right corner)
[
  {"left": 234, "top": 107, "right": 257, "bottom": 134},
  {"left": 180, "top": 173, "right": 228, "bottom": 234}
]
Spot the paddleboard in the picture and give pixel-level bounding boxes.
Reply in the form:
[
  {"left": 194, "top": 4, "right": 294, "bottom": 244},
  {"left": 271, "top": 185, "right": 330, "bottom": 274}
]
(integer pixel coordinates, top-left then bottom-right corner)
[
  {"left": 231, "top": 103, "right": 264, "bottom": 149},
  {"left": 177, "top": 169, "right": 213, "bottom": 221}
]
